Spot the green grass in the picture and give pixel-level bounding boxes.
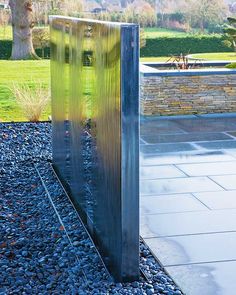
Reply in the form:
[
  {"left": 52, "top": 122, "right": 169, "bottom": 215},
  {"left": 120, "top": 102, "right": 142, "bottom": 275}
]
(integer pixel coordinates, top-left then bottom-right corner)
[
  {"left": 143, "top": 28, "right": 222, "bottom": 39},
  {"left": 144, "top": 28, "right": 189, "bottom": 38},
  {"left": 0, "top": 25, "right": 12, "bottom": 40},
  {"left": 140, "top": 56, "right": 170, "bottom": 62},
  {"left": 2, "top": 51, "right": 235, "bottom": 122},
  {"left": 189, "top": 52, "right": 236, "bottom": 61},
  {"left": 0, "top": 60, "right": 50, "bottom": 122},
  {"left": 141, "top": 52, "right": 236, "bottom": 62}
]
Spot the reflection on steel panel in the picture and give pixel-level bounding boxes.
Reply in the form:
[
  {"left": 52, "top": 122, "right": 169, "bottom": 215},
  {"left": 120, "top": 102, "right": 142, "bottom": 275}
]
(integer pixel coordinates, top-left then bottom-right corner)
[{"left": 50, "top": 16, "right": 139, "bottom": 282}]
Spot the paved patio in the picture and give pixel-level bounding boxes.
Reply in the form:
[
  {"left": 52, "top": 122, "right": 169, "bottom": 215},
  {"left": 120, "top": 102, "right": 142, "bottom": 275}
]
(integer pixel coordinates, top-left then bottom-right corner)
[{"left": 140, "top": 113, "right": 236, "bottom": 295}]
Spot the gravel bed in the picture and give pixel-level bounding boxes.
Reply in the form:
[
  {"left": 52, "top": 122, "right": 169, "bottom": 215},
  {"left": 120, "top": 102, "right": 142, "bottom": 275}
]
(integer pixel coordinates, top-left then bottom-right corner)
[
  {"left": 0, "top": 123, "right": 52, "bottom": 163},
  {"left": 0, "top": 123, "right": 183, "bottom": 295}
]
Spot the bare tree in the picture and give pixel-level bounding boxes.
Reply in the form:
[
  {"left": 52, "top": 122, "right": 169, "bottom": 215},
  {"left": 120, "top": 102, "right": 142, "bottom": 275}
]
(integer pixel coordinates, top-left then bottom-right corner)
[
  {"left": 186, "top": 0, "right": 227, "bottom": 32},
  {"left": 124, "top": 0, "right": 157, "bottom": 27},
  {"left": 155, "top": 0, "right": 166, "bottom": 25},
  {"left": 61, "top": 0, "right": 84, "bottom": 16},
  {"left": 33, "top": 0, "right": 50, "bottom": 25},
  {"left": 9, "top": 0, "right": 39, "bottom": 60}
]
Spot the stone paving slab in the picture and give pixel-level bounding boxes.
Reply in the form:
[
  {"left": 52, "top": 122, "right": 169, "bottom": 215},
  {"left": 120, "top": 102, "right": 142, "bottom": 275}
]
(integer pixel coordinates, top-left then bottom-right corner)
[
  {"left": 140, "top": 123, "right": 185, "bottom": 135},
  {"left": 140, "top": 152, "right": 236, "bottom": 166},
  {"left": 176, "top": 161, "right": 236, "bottom": 176},
  {"left": 141, "top": 165, "right": 186, "bottom": 179},
  {"left": 140, "top": 114, "right": 236, "bottom": 295},
  {"left": 227, "top": 131, "right": 236, "bottom": 137},
  {"left": 141, "top": 210, "right": 236, "bottom": 238},
  {"left": 198, "top": 140, "right": 236, "bottom": 150},
  {"left": 142, "top": 132, "right": 231, "bottom": 144},
  {"left": 141, "top": 194, "right": 206, "bottom": 215},
  {"left": 140, "top": 143, "right": 196, "bottom": 154},
  {"left": 173, "top": 118, "right": 236, "bottom": 133},
  {"left": 193, "top": 191, "right": 236, "bottom": 210},
  {"left": 224, "top": 149, "right": 236, "bottom": 158},
  {"left": 141, "top": 177, "right": 223, "bottom": 195},
  {"left": 210, "top": 175, "right": 236, "bottom": 190},
  {"left": 166, "top": 261, "right": 236, "bottom": 295},
  {"left": 144, "top": 232, "right": 236, "bottom": 266}
]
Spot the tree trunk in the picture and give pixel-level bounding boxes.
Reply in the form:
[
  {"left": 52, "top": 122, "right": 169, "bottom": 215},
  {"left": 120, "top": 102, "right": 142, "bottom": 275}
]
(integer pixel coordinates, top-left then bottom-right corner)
[
  {"left": 200, "top": 20, "right": 204, "bottom": 33},
  {"left": 9, "top": 0, "right": 39, "bottom": 60}
]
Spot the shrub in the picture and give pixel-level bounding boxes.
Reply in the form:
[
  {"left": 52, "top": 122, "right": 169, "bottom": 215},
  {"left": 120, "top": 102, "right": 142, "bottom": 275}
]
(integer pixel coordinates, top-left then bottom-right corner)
[
  {"left": 226, "top": 62, "right": 236, "bottom": 69},
  {"left": 10, "top": 82, "right": 50, "bottom": 122},
  {"left": 32, "top": 27, "right": 50, "bottom": 58},
  {"left": 164, "top": 20, "right": 189, "bottom": 32},
  {"left": 157, "top": 12, "right": 187, "bottom": 27},
  {"left": 140, "top": 29, "right": 146, "bottom": 48}
]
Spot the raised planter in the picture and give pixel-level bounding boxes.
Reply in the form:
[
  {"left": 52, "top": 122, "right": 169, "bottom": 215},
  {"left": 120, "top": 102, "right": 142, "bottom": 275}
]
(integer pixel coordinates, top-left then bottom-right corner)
[{"left": 140, "top": 62, "right": 236, "bottom": 116}]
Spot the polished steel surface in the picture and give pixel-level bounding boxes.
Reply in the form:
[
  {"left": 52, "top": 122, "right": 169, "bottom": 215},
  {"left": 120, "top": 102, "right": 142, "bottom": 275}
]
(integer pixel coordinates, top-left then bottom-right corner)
[{"left": 50, "top": 16, "right": 139, "bottom": 282}]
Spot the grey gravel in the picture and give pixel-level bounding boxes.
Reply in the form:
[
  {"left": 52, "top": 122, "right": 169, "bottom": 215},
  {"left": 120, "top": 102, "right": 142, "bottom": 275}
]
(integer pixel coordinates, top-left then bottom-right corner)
[{"left": 0, "top": 122, "right": 183, "bottom": 294}]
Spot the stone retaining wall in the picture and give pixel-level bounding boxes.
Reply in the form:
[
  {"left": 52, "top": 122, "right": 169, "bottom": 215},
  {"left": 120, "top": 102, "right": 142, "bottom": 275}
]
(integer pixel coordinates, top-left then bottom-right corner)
[{"left": 140, "top": 64, "right": 236, "bottom": 116}]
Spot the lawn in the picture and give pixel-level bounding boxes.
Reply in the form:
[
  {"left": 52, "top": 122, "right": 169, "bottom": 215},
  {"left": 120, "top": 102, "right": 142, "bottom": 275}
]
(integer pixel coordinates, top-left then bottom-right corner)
[
  {"left": 0, "top": 60, "right": 50, "bottom": 122},
  {"left": 141, "top": 52, "right": 236, "bottom": 62},
  {"left": 144, "top": 28, "right": 189, "bottom": 38},
  {"left": 140, "top": 56, "right": 170, "bottom": 62},
  {"left": 188, "top": 52, "right": 236, "bottom": 61}
]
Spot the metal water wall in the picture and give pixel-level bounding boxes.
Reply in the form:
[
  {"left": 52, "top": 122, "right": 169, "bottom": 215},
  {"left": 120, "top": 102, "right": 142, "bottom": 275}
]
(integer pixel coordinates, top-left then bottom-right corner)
[{"left": 50, "top": 16, "right": 139, "bottom": 282}]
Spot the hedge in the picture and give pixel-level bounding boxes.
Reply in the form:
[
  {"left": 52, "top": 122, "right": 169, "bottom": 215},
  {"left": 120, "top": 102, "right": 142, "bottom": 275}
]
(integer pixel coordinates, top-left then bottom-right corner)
[
  {"left": 0, "top": 40, "right": 12, "bottom": 59},
  {"left": 0, "top": 40, "right": 50, "bottom": 59},
  {"left": 140, "top": 35, "right": 232, "bottom": 57},
  {"left": 1, "top": 35, "right": 233, "bottom": 59}
]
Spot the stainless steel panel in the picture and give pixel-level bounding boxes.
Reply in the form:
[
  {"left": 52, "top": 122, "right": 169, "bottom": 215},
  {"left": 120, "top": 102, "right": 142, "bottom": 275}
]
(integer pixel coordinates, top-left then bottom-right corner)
[{"left": 50, "top": 16, "right": 139, "bottom": 282}]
